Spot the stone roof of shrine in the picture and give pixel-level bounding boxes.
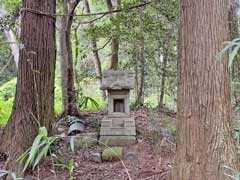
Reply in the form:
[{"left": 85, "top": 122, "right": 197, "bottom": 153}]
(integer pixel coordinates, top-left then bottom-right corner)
[{"left": 101, "top": 70, "right": 135, "bottom": 90}]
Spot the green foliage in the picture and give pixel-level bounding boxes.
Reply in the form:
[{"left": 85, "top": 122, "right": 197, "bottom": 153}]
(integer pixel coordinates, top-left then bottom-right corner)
[
  {"left": 217, "top": 38, "right": 240, "bottom": 68},
  {"left": 0, "top": 97, "right": 13, "bottom": 125},
  {"left": 224, "top": 166, "right": 240, "bottom": 180},
  {"left": 18, "top": 127, "right": 58, "bottom": 172},
  {"left": 68, "top": 159, "right": 75, "bottom": 180},
  {"left": 0, "top": 78, "right": 16, "bottom": 99},
  {"left": 0, "top": 77, "right": 106, "bottom": 125},
  {"left": 17, "top": 126, "right": 78, "bottom": 178},
  {"left": 0, "top": 77, "right": 62, "bottom": 125},
  {"left": 78, "top": 95, "right": 99, "bottom": 110},
  {"left": 0, "top": 170, "right": 23, "bottom": 180},
  {"left": 0, "top": 0, "right": 21, "bottom": 13},
  {"left": 0, "top": 32, "right": 17, "bottom": 86},
  {"left": 0, "top": 78, "right": 16, "bottom": 124},
  {"left": 54, "top": 76, "right": 63, "bottom": 113},
  {"left": 0, "top": 0, "right": 180, "bottom": 128}
]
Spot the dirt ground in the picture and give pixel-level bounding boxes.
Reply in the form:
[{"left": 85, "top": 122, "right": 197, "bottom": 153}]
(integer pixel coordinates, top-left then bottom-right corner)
[{"left": 0, "top": 108, "right": 176, "bottom": 180}]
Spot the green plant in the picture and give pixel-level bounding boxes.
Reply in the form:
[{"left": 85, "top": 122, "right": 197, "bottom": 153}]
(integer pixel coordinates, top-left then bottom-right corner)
[
  {"left": 54, "top": 159, "right": 75, "bottom": 180},
  {"left": 77, "top": 95, "right": 99, "bottom": 110},
  {"left": 18, "top": 126, "right": 132, "bottom": 179},
  {"left": 217, "top": 38, "right": 240, "bottom": 68},
  {"left": 224, "top": 166, "right": 240, "bottom": 180},
  {"left": 18, "top": 126, "right": 77, "bottom": 179},
  {"left": 67, "top": 159, "right": 75, "bottom": 180},
  {"left": 0, "top": 170, "right": 23, "bottom": 180},
  {"left": 17, "top": 127, "right": 58, "bottom": 172}
]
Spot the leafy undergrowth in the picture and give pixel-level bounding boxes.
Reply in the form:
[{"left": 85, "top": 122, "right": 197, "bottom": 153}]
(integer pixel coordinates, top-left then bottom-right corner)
[
  {"left": 0, "top": 78, "right": 107, "bottom": 125},
  {"left": 0, "top": 78, "right": 16, "bottom": 125},
  {"left": 0, "top": 108, "right": 176, "bottom": 180}
]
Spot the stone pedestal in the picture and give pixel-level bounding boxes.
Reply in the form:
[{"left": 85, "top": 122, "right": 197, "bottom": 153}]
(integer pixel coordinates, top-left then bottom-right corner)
[{"left": 100, "top": 116, "right": 136, "bottom": 146}]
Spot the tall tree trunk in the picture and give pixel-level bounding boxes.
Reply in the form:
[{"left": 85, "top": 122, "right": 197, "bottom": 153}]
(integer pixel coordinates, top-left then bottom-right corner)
[
  {"left": 59, "top": 0, "right": 80, "bottom": 116},
  {"left": 84, "top": 0, "right": 106, "bottom": 101},
  {"left": 136, "top": 36, "right": 144, "bottom": 106},
  {"left": 170, "top": 0, "right": 237, "bottom": 179},
  {"left": 0, "top": 0, "right": 56, "bottom": 175},
  {"left": 106, "top": 0, "right": 121, "bottom": 70},
  {"left": 0, "top": 10, "right": 19, "bottom": 68},
  {"left": 159, "top": 48, "right": 168, "bottom": 108}
]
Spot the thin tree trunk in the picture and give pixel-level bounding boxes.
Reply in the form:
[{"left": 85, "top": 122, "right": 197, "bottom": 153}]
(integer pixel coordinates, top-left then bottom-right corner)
[
  {"left": 136, "top": 36, "right": 144, "bottom": 106},
  {"left": 132, "top": 43, "right": 139, "bottom": 102},
  {"left": 84, "top": 0, "right": 106, "bottom": 101},
  {"left": 60, "top": 0, "right": 80, "bottom": 116},
  {"left": 0, "top": 0, "right": 56, "bottom": 175},
  {"left": 0, "top": 10, "right": 19, "bottom": 68},
  {"left": 106, "top": 0, "right": 121, "bottom": 70},
  {"left": 170, "top": 0, "right": 237, "bottom": 179},
  {"left": 159, "top": 49, "right": 168, "bottom": 108}
]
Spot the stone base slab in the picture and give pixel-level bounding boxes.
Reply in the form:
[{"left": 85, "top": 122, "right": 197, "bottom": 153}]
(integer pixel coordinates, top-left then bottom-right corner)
[
  {"left": 99, "top": 136, "right": 136, "bottom": 146},
  {"left": 99, "top": 116, "right": 136, "bottom": 146}
]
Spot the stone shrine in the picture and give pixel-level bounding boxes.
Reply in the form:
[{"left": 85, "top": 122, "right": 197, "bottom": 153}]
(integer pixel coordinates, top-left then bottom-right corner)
[{"left": 99, "top": 70, "right": 136, "bottom": 145}]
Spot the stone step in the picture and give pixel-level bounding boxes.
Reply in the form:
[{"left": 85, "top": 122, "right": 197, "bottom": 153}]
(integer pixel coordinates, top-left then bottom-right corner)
[
  {"left": 100, "top": 127, "right": 136, "bottom": 136},
  {"left": 99, "top": 136, "right": 136, "bottom": 146}
]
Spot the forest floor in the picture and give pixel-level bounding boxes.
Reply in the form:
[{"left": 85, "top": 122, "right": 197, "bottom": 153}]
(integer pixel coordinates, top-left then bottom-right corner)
[{"left": 0, "top": 108, "right": 177, "bottom": 180}]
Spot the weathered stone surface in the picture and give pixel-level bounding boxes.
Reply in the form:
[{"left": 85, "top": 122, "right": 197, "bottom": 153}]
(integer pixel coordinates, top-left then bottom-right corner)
[
  {"left": 100, "top": 116, "right": 136, "bottom": 139},
  {"left": 57, "top": 127, "right": 65, "bottom": 133},
  {"left": 99, "top": 70, "right": 136, "bottom": 146},
  {"left": 89, "top": 152, "right": 102, "bottom": 163},
  {"left": 107, "top": 90, "right": 130, "bottom": 115},
  {"left": 24, "top": 176, "right": 33, "bottom": 180},
  {"left": 100, "top": 127, "right": 136, "bottom": 136},
  {"left": 99, "top": 136, "right": 136, "bottom": 146},
  {"left": 102, "top": 147, "right": 123, "bottom": 162},
  {"left": 101, "top": 71, "right": 135, "bottom": 90}
]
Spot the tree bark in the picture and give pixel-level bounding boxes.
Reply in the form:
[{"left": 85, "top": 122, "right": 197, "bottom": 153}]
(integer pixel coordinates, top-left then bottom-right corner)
[
  {"left": 0, "top": 0, "right": 56, "bottom": 175},
  {"left": 136, "top": 36, "right": 144, "bottom": 106},
  {"left": 84, "top": 0, "right": 106, "bottom": 101},
  {"left": 159, "top": 48, "right": 168, "bottom": 108},
  {"left": 132, "top": 43, "right": 139, "bottom": 102},
  {"left": 0, "top": 10, "right": 19, "bottom": 68},
  {"left": 170, "top": 0, "right": 237, "bottom": 179},
  {"left": 106, "top": 0, "right": 121, "bottom": 70},
  {"left": 59, "top": 0, "right": 80, "bottom": 116}
]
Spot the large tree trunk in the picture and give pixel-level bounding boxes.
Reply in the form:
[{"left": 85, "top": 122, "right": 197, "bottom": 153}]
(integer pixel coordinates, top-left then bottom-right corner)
[
  {"left": 170, "top": 0, "right": 237, "bottom": 179},
  {"left": 106, "top": 0, "right": 121, "bottom": 70},
  {"left": 59, "top": 0, "right": 80, "bottom": 116},
  {"left": 0, "top": 10, "right": 19, "bottom": 68},
  {"left": 0, "top": 0, "right": 56, "bottom": 175},
  {"left": 84, "top": 0, "right": 106, "bottom": 101}
]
